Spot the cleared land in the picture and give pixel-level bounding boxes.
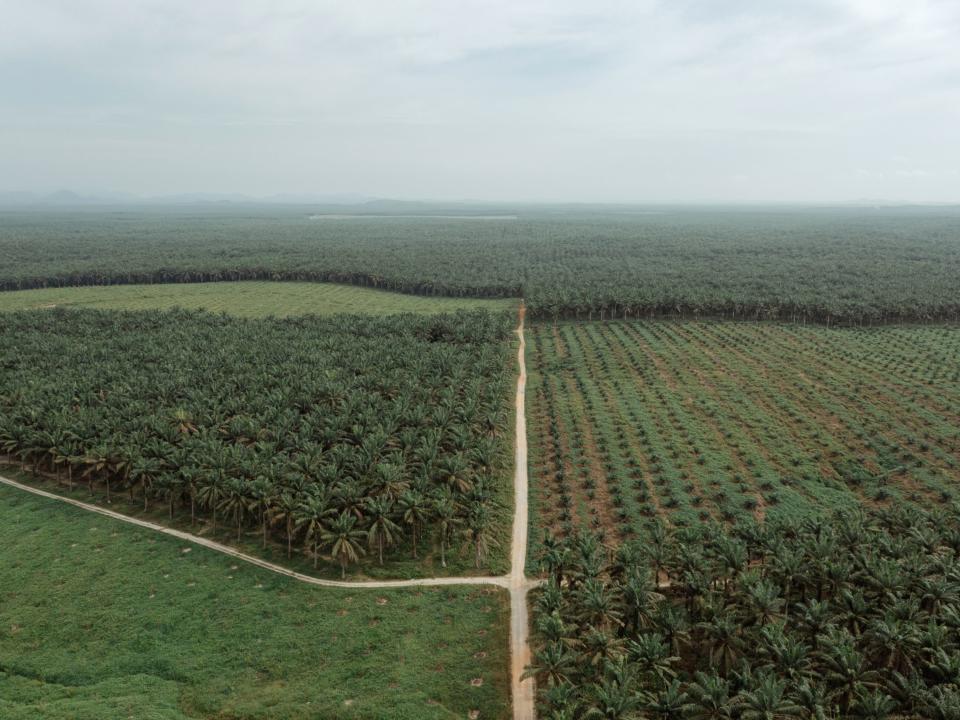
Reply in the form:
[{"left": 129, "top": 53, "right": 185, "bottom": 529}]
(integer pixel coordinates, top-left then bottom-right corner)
[
  {"left": 0, "top": 483, "right": 511, "bottom": 720},
  {"left": 527, "top": 320, "right": 960, "bottom": 552},
  {"left": 0, "top": 281, "right": 516, "bottom": 317}
]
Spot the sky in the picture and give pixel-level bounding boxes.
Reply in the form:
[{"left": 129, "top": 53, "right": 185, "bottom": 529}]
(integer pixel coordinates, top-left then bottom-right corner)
[{"left": 1, "top": 0, "right": 959, "bottom": 203}]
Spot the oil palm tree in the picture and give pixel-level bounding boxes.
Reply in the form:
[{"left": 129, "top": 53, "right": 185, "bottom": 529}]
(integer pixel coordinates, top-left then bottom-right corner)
[
  {"left": 219, "top": 477, "right": 251, "bottom": 541},
  {"left": 432, "top": 490, "right": 460, "bottom": 568},
  {"left": 850, "top": 689, "right": 897, "bottom": 720},
  {"left": 397, "top": 489, "right": 428, "bottom": 559},
  {"left": 682, "top": 672, "right": 733, "bottom": 720},
  {"left": 817, "top": 639, "right": 879, "bottom": 714},
  {"left": 525, "top": 641, "right": 579, "bottom": 688},
  {"left": 732, "top": 674, "right": 801, "bottom": 720},
  {"left": 268, "top": 491, "right": 300, "bottom": 558},
  {"left": 464, "top": 500, "right": 496, "bottom": 569},
  {"left": 322, "top": 511, "right": 366, "bottom": 579},
  {"left": 697, "top": 610, "right": 741, "bottom": 677},
  {"left": 295, "top": 489, "right": 335, "bottom": 568},
  {"left": 130, "top": 455, "right": 164, "bottom": 511},
  {"left": 365, "top": 496, "right": 400, "bottom": 565}
]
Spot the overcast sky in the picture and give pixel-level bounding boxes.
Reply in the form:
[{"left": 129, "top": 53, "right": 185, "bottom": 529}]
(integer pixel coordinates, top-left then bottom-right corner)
[{"left": 1, "top": 0, "right": 959, "bottom": 203}]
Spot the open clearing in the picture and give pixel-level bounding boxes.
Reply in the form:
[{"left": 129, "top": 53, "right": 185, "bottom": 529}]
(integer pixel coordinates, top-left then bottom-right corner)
[
  {"left": 0, "top": 483, "right": 511, "bottom": 720},
  {"left": 527, "top": 319, "right": 960, "bottom": 553},
  {"left": 0, "top": 281, "right": 517, "bottom": 317}
]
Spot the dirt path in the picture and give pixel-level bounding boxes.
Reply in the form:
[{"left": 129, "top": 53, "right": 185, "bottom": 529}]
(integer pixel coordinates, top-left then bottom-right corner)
[
  {"left": 0, "top": 306, "right": 538, "bottom": 718},
  {"left": 0, "top": 473, "right": 509, "bottom": 590},
  {"left": 509, "top": 305, "right": 536, "bottom": 720}
]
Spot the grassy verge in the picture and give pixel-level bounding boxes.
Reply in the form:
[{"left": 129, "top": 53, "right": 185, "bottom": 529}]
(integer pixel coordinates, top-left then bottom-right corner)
[
  {"left": 0, "top": 281, "right": 517, "bottom": 317},
  {"left": 0, "top": 464, "right": 502, "bottom": 581},
  {"left": 0, "top": 482, "right": 511, "bottom": 719}
]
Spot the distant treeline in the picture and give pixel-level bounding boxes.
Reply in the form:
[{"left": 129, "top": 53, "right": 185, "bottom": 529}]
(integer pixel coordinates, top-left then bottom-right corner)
[{"left": 3, "top": 206, "right": 959, "bottom": 325}]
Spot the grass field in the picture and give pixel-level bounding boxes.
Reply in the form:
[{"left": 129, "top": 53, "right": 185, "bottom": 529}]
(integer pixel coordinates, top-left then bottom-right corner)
[
  {"left": 526, "top": 319, "right": 960, "bottom": 554},
  {"left": 0, "top": 483, "right": 511, "bottom": 720},
  {"left": 0, "top": 281, "right": 517, "bottom": 317}
]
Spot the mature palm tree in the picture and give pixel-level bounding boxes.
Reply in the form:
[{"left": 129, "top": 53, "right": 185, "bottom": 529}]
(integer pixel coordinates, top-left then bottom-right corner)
[
  {"left": 582, "top": 627, "right": 625, "bottom": 673},
  {"left": 397, "top": 490, "right": 428, "bottom": 559},
  {"left": 866, "top": 615, "right": 921, "bottom": 675},
  {"left": 438, "top": 452, "right": 473, "bottom": 495},
  {"left": 219, "top": 477, "right": 251, "bottom": 541},
  {"left": 882, "top": 671, "right": 926, "bottom": 717},
  {"left": 196, "top": 473, "right": 226, "bottom": 532},
  {"left": 919, "top": 577, "right": 960, "bottom": 617},
  {"left": 129, "top": 455, "right": 163, "bottom": 511},
  {"left": 268, "top": 491, "right": 300, "bottom": 558},
  {"left": 82, "top": 444, "right": 111, "bottom": 500},
  {"left": 295, "top": 490, "right": 335, "bottom": 568},
  {"left": 465, "top": 501, "right": 496, "bottom": 569},
  {"left": 743, "top": 578, "right": 785, "bottom": 628},
  {"left": 536, "top": 611, "right": 579, "bottom": 648},
  {"left": 850, "top": 689, "right": 897, "bottom": 720},
  {"left": 697, "top": 610, "right": 741, "bottom": 677},
  {"left": 790, "top": 680, "right": 830, "bottom": 720},
  {"left": 542, "top": 537, "right": 572, "bottom": 586},
  {"left": 541, "top": 681, "right": 581, "bottom": 719},
  {"left": 818, "top": 639, "right": 879, "bottom": 713},
  {"left": 682, "top": 672, "right": 733, "bottom": 720},
  {"left": 762, "top": 633, "right": 812, "bottom": 684},
  {"left": 920, "top": 686, "right": 960, "bottom": 720},
  {"left": 526, "top": 641, "right": 579, "bottom": 688},
  {"left": 732, "top": 674, "right": 801, "bottom": 720},
  {"left": 370, "top": 461, "right": 408, "bottom": 502},
  {"left": 432, "top": 490, "right": 460, "bottom": 568},
  {"left": 924, "top": 648, "right": 960, "bottom": 686},
  {"left": 154, "top": 472, "right": 184, "bottom": 519},
  {"left": 584, "top": 676, "right": 645, "bottom": 719},
  {"left": 334, "top": 478, "right": 367, "bottom": 520},
  {"left": 365, "top": 496, "right": 400, "bottom": 565},
  {"left": 795, "top": 599, "right": 832, "bottom": 650},
  {"left": 836, "top": 589, "right": 871, "bottom": 638},
  {"left": 625, "top": 633, "right": 678, "bottom": 688},
  {"left": 321, "top": 511, "right": 366, "bottom": 579},
  {"left": 578, "top": 578, "right": 623, "bottom": 632},
  {"left": 645, "top": 680, "right": 689, "bottom": 720},
  {"left": 622, "top": 567, "right": 664, "bottom": 634},
  {"left": 249, "top": 476, "right": 275, "bottom": 549}
]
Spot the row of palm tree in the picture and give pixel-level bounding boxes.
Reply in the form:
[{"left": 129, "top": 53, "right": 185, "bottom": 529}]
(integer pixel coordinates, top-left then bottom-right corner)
[
  {"left": 0, "top": 307, "right": 514, "bottom": 576},
  {"left": 5, "top": 210, "right": 960, "bottom": 327},
  {"left": 527, "top": 505, "right": 960, "bottom": 719}
]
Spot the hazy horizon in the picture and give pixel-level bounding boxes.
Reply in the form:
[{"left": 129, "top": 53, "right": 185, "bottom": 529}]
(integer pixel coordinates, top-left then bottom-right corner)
[{"left": 2, "top": 1, "right": 959, "bottom": 204}]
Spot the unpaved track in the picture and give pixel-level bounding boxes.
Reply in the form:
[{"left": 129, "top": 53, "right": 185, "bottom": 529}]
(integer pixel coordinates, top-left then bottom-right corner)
[
  {"left": 0, "top": 306, "right": 537, "bottom": 718},
  {"left": 509, "top": 305, "right": 536, "bottom": 720},
  {"left": 0, "top": 473, "right": 509, "bottom": 589}
]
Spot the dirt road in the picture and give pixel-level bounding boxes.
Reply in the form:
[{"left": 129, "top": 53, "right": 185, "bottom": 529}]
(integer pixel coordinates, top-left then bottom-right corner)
[{"left": 509, "top": 304, "right": 536, "bottom": 720}]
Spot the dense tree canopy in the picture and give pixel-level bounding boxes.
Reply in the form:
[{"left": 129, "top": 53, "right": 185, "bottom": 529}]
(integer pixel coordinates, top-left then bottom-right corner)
[
  {"left": 2, "top": 205, "right": 959, "bottom": 325},
  {"left": 0, "top": 308, "right": 515, "bottom": 576},
  {"left": 529, "top": 506, "right": 960, "bottom": 719}
]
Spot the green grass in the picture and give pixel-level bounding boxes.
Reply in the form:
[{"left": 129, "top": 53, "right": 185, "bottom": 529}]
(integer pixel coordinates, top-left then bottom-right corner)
[
  {"left": 0, "top": 483, "right": 511, "bottom": 719},
  {"left": 0, "top": 281, "right": 517, "bottom": 317},
  {"left": 0, "top": 464, "right": 510, "bottom": 582}
]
